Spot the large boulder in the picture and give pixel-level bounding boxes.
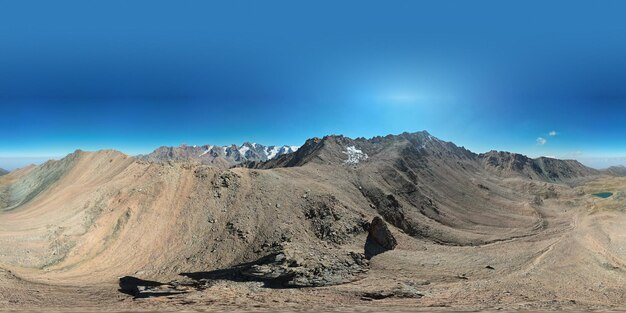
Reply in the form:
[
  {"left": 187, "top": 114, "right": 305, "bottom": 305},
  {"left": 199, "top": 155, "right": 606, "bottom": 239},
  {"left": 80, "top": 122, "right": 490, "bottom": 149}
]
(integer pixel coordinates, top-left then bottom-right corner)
[{"left": 365, "top": 217, "right": 397, "bottom": 259}]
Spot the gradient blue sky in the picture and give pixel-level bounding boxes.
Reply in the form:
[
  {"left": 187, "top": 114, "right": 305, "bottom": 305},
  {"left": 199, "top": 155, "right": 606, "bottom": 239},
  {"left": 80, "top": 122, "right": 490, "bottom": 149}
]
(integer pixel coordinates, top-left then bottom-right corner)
[{"left": 2, "top": 1, "right": 626, "bottom": 170}]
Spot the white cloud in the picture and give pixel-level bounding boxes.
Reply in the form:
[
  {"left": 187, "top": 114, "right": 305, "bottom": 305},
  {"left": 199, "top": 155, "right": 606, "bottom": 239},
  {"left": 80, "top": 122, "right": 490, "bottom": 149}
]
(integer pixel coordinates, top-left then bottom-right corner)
[
  {"left": 536, "top": 137, "right": 547, "bottom": 145},
  {"left": 548, "top": 131, "right": 557, "bottom": 137}
]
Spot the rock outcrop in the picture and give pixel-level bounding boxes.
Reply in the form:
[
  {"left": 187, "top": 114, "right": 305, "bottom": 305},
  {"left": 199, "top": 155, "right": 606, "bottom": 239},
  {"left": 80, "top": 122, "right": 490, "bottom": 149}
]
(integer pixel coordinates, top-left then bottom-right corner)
[
  {"left": 118, "top": 276, "right": 197, "bottom": 298},
  {"left": 241, "top": 248, "right": 368, "bottom": 287},
  {"left": 365, "top": 217, "right": 397, "bottom": 259}
]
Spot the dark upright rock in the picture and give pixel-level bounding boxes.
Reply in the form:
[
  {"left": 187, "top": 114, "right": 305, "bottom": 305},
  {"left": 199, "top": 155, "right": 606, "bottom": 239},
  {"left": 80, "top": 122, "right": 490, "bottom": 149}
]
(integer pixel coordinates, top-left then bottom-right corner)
[{"left": 365, "top": 217, "right": 397, "bottom": 259}]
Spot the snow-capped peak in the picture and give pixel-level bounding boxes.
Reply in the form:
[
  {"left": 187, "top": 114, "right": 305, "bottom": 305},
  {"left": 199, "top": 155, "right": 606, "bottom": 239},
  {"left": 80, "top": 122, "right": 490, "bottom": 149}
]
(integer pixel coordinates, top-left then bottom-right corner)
[
  {"left": 238, "top": 144, "right": 250, "bottom": 156},
  {"left": 265, "top": 146, "right": 281, "bottom": 159},
  {"left": 145, "top": 141, "right": 300, "bottom": 164}
]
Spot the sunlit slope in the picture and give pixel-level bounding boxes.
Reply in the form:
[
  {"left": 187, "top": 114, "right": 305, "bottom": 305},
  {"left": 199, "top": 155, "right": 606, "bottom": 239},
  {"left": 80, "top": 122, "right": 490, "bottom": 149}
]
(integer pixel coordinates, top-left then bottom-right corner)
[
  {"left": 0, "top": 150, "right": 371, "bottom": 284},
  {"left": 0, "top": 151, "right": 136, "bottom": 269}
]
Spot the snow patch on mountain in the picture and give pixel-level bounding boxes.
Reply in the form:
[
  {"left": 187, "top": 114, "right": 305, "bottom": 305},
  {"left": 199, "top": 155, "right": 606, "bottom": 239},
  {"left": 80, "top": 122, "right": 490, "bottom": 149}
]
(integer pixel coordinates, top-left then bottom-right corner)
[
  {"left": 199, "top": 145, "right": 214, "bottom": 157},
  {"left": 238, "top": 145, "right": 250, "bottom": 157},
  {"left": 266, "top": 146, "right": 281, "bottom": 159},
  {"left": 343, "top": 146, "right": 368, "bottom": 164}
]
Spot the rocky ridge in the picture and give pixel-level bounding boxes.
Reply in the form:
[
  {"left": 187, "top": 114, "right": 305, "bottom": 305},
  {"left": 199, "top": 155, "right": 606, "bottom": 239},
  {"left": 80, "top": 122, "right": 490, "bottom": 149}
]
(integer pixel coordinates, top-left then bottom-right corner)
[
  {"left": 604, "top": 165, "right": 626, "bottom": 177},
  {"left": 478, "top": 151, "right": 600, "bottom": 182},
  {"left": 138, "top": 142, "right": 299, "bottom": 167}
]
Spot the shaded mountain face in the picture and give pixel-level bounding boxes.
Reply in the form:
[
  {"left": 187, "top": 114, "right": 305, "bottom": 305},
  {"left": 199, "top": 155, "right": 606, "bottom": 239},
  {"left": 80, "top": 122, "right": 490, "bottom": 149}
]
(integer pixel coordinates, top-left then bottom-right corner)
[
  {"left": 0, "top": 169, "right": 8, "bottom": 176},
  {"left": 137, "top": 143, "right": 299, "bottom": 167},
  {"left": 478, "top": 151, "right": 600, "bottom": 182}
]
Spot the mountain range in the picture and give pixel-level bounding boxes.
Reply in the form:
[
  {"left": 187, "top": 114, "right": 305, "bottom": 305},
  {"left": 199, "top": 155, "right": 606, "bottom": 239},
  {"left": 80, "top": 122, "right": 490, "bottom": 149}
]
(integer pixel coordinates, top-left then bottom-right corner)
[
  {"left": 139, "top": 132, "right": 606, "bottom": 183},
  {"left": 1, "top": 131, "right": 625, "bottom": 311},
  {"left": 250, "top": 131, "right": 603, "bottom": 182},
  {"left": 137, "top": 143, "right": 299, "bottom": 167}
]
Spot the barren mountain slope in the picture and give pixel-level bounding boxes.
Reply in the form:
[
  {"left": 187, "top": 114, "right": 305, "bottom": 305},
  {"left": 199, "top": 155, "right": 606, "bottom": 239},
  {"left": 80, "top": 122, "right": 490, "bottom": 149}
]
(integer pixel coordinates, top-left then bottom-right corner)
[
  {"left": 0, "top": 131, "right": 589, "bottom": 279},
  {"left": 604, "top": 165, "right": 626, "bottom": 176},
  {"left": 479, "top": 150, "right": 600, "bottom": 182},
  {"left": 0, "top": 132, "right": 625, "bottom": 311},
  {"left": 0, "top": 149, "right": 372, "bottom": 286},
  {"left": 255, "top": 132, "right": 592, "bottom": 244}
]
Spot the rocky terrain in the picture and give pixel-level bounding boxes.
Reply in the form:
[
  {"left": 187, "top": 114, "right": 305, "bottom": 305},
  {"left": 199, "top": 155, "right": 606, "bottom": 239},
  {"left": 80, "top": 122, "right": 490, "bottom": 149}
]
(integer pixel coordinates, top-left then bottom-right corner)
[
  {"left": 1, "top": 131, "right": 626, "bottom": 312},
  {"left": 0, "top": 168, "right": 8, "bottom": 176},
  {"left": 479, "top": 150, "right": 600, "bottom": 182},
  {"left": 137, "top": 142, "right": 299, "bottom": 167},
  {"left": 604, "top": 165, "right": 626, "bottom": 177}
]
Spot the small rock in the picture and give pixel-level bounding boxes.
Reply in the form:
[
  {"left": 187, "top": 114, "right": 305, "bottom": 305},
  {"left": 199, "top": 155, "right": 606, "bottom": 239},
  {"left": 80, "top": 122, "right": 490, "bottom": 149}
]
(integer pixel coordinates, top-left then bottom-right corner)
[{"left": 361, "top": 283, "right": 423, "bottom": 300}]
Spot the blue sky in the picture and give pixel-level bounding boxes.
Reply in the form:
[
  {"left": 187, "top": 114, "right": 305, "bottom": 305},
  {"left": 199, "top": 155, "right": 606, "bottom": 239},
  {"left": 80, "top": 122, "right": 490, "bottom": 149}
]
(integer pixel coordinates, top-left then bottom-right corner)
[{"left": 2, "top": 1, "right": 626, "bottom": 170}]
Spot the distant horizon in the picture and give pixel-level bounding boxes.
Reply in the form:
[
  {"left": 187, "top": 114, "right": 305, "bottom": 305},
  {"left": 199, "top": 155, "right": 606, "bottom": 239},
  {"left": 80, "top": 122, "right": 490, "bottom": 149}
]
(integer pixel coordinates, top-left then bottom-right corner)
[{"left": 2, "top": 130, "right": 624, "bottom": 171}]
